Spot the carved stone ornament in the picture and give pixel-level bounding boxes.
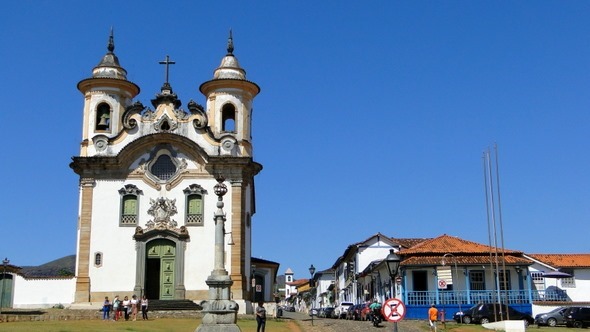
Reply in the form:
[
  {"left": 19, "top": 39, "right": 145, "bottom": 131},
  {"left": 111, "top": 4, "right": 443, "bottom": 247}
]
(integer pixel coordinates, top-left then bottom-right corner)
[
  {"left": 92, "top": 135, "right": 109, "bottom": 153},
  {"left": 123, "top": 101, "right": 145, "bottom": 129},
  {"left": 145, "top": 197, "right": 178, "bottom": 230},
  {"left": 220, "top": 136, "right": 237, "bottom": 156},
  {"left": 142, "top": 108, "right": 156, "bottom": 121},
  {"left": 188, "top": 99, "right": 208, "bottom": 130},
  {"left": 154, "top": 114, "right": 178, "bottom": 132},
  {"left": 173, "top": 108, "right": 190, "bottom": 121}
]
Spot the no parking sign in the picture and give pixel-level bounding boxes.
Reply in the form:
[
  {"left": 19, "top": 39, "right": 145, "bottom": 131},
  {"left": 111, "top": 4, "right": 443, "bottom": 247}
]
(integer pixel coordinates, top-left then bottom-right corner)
[{"left": 382, "top": 298, "right": 406, "bottom": 323}]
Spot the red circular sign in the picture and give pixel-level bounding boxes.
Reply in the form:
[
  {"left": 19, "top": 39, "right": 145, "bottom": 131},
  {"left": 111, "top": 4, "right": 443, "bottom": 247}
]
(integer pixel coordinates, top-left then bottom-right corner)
[
  {"left": 438, "top": 280, "right": 447, "bottom": 289},
  {"left": 382, "top": 298, "right": 406, "bottom": 323}
]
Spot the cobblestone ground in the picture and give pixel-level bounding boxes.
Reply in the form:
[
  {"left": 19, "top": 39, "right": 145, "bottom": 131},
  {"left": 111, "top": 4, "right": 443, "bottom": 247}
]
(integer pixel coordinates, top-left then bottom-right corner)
[{"left": 282, "top": 311, "right": 430, "bottom": 332}]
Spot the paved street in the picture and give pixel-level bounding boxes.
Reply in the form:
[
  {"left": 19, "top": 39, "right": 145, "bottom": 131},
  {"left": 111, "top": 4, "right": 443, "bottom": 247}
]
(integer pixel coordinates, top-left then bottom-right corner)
[{"left": 281, "top": 310, "right": 429, "bottom": 332}]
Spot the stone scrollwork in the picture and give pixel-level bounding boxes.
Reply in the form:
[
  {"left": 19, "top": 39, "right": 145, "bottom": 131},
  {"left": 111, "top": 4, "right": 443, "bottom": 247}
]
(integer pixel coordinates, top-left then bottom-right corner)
[
  {"left": 188, "top": 99, "right": 208, "bottom": 130},
  {"left": 123, "top": 101, "right": 145, "bottom": 129}
]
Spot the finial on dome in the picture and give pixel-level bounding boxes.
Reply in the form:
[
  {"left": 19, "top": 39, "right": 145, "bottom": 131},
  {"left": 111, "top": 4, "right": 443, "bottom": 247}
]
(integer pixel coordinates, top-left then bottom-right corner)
[
  {"left": 227, "top": 29, "right": 234, "bottom": 55},
  {"left": 107, "top": 27, "right": 115, "bottom": 54}
]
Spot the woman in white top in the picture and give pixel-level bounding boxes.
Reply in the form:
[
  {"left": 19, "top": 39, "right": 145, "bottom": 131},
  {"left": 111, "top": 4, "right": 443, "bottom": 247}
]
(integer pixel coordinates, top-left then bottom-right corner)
[
  {"left": 141, "top": 295, "right": 149, "bottom": 320},
  {"left": 122, "top": 296, "right": 130, "bottom": 321}
]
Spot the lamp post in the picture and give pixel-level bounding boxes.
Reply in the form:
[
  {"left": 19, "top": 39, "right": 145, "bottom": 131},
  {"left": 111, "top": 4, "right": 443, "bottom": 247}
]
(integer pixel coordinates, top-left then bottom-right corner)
[
  {"left": 309, "top": 264, "right": 316, "bottom": 326},
  {"left": 1, "top": 257, "right": 9, "bottom": 315},
  {"left": 195, "top": 175, "right": 240, "bottom": 332},
  {"left": 385, "top": 249, "right": 401, "bottom": 332},
  {"left": 442, "top": 253, "right": 462, "bottom": 323},
  {"left": 251, "top": 265, "right": 256, "bottom": 303}
]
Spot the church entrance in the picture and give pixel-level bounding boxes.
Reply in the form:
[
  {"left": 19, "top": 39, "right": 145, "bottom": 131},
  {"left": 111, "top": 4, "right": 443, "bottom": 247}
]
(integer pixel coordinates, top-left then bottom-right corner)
[{"left": 145, "top": 239, "right": 176, "bottom": 300}]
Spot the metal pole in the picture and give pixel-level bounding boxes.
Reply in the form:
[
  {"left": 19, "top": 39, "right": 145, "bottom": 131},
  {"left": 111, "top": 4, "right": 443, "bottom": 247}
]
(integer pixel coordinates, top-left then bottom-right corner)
[
  {"left": 392, "top": 273, "right": 398, "bottom": 332},
  {"left": 0, "top": 264, "right": 4, "bottom": 315},
  {"left": 1, "top": 258, "right": 8, "bottom": 316}
]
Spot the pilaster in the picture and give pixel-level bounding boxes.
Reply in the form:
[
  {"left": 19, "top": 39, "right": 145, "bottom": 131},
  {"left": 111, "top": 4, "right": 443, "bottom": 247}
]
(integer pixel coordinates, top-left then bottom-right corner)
[{"left": 75, "top": 178, "right": 95, "bottom": 303}]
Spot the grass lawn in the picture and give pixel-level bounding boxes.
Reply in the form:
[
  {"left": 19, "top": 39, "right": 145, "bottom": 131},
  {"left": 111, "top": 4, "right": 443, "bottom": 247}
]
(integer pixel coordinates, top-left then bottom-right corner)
[{"left": 0, "top": 318, "right": 300, "bottom": 332}]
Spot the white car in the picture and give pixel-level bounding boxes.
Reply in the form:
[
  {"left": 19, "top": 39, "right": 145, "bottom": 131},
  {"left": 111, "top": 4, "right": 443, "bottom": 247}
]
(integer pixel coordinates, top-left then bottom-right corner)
[{"left": 335, "top": 302, "right": 354, "bottom": 319}]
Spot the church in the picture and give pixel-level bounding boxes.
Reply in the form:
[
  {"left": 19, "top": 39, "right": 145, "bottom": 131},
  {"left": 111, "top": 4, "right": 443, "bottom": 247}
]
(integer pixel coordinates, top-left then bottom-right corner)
[{"left": 67, "top": 30, "right": 264, "bottom": 312}]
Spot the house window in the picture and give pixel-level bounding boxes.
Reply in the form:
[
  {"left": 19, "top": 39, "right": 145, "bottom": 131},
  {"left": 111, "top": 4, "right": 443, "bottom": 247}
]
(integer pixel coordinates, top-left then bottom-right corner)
[
  {"left": 183, "top": 184, "right": 206, "bottom": 226},
  {"left": 531, "top": 272, "right": 545, "bottom": 291},
  {"left": 94, "top": 252, "right": 103, "bottom": 267},
  {"left": 498, "top": 270, "right": 511, "bottom": 290},
  {"left": 95, "top": 103, "right": 111, "bottom": 131},
  {"left": 221, "top": 103, "right": 236, "bottom": 132},
  {"left": 469, "top": 270, "right": 485, "bottom": 290},
  {"left": 118, "top": 184, "right": 143, "bottom": 226},
  {"left": 561, "top": 269, "right": 575, "bottom": 288}
]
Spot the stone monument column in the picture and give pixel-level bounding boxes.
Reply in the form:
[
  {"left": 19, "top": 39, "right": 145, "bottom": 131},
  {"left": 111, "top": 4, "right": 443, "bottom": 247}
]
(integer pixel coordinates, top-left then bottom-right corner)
[{"left": 196, "top": 176, "right": 241, "bottom": 332}]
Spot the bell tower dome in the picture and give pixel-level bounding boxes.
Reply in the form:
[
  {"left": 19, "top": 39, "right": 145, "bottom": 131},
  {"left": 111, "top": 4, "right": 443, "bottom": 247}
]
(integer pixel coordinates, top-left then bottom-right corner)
[
  {"left": 76, "top": 29, "right": 140, "bottom": 157},
  {"left": 199, "top": 30, "right": 260, "bottom": 158}
]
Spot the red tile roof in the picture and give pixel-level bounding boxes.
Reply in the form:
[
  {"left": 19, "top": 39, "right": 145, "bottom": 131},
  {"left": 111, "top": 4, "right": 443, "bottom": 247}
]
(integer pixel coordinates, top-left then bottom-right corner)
[
  {"left": 400, "top": 234, "right": 522, "bottom": 255},
  {"left": 528, "top": 254, "right": 590, "bottom": 268},
  {"left": 391, "top": 237, "right": 431, "bottom": 248},
  {"left": 286, "top": 279, "right": 309, "bottom": 286},
  {"left": 402, "top": 255, "right": 532, "bottom": 266}
]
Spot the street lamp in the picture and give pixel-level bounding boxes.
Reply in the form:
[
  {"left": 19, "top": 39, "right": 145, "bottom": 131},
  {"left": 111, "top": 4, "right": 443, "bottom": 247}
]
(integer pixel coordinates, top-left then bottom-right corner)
[
  {"left": 1, "top": 257, "right": 9, "bottom": 315},
  {"left": 442, "top": 253, "right": 462, "bottom": 323},
  {"left": 385, "top": 249, "right": 401, "bottom": 332},
  {"left": 309, "top": 264, "right": 316, "bottom": 326}
]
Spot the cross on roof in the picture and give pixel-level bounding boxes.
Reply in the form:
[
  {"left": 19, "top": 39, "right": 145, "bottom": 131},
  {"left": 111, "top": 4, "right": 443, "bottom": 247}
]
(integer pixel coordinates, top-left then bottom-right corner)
[{"left": 159, "top": 55, "right": 176, "bottom": 84}]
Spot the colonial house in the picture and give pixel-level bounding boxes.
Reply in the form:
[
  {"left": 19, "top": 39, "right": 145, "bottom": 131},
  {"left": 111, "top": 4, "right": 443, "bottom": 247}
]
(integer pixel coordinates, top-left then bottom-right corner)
[{"left": 324, "top": 233, "right": 590, "bottom": 320}]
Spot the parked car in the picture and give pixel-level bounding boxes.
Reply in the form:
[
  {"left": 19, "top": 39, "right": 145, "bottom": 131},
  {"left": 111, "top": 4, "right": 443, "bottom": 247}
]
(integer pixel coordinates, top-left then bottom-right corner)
[
  {"left": 564, "top": 306, "right": 590, "bottom": 328},
  {"left": 534, "top": 306, "right": 568, "bottom": 327},
  {"left": 351, "top": 303, "right": 366, "bottom": 320},
  {"left": 324, "top": 307, "right": 336, "bottom": 318},
  {"left": 453, "top": 303, "right": 533, "bottom": 326},
  {"left": 345, "top": 305, "right": 356, "bottom": 320},
  {"left": 335, "top": 301, "right": 354, "bottom": 319},
  {"left": 283, "top": 305, "right": 295, "bottom": 312}
]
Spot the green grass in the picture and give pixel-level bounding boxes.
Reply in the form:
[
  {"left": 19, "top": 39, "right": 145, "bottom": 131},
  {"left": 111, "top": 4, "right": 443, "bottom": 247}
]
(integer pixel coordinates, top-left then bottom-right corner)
[{"left": 0, "top": 318, "right": 297, "bottom": 332}]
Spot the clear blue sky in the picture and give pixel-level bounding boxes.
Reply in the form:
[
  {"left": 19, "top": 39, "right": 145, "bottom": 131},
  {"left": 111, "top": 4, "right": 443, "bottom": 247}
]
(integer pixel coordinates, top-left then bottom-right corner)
[{"left": 1, "top": 1, "right": 589, "bottom": 281}]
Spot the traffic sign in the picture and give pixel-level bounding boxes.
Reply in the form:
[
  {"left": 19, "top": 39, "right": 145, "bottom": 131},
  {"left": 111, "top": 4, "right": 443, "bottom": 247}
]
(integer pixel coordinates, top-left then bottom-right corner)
[
  {"left": 438, "top": 279, "right": 447, "bottom": 289},
  {"left": 382, "top": 298, "right": 406, "bottom": 323}
]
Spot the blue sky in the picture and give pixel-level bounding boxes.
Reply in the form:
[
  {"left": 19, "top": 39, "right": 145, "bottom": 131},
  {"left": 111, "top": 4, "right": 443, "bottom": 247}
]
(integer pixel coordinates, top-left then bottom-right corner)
[{"left": 1, "top": 1, "right": 589, "bottom": 281}]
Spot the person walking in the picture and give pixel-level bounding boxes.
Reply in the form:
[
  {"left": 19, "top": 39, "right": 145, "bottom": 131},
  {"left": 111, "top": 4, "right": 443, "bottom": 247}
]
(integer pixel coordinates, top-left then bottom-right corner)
[
  {"left": 141, "top": 295, "right": 149, "bottom": 320},
  {"left": 255, "top": 301, "right": 266, "bottom": 332},
  {"left": 428, "top": 303, "right": 439, "bottom": 332}
]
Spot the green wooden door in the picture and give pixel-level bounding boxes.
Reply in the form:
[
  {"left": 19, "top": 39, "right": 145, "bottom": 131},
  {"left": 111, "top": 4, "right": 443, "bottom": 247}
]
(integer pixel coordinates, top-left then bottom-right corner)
[
  {"left": 146, "top": 239, "right": 175, "bottom": 300},
  {"left": 0, "top": 274, "right": 12, "bottom": 308}
]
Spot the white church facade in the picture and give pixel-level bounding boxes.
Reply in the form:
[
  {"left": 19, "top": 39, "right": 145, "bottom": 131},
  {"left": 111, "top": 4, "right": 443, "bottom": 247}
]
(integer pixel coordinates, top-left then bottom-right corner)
[{"left": 64, "top": 31, "right": 261, "bottom": 311}]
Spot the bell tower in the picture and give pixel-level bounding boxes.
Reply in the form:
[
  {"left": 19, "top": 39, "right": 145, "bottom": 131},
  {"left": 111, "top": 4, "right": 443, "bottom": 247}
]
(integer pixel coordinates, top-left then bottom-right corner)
[
  {"left": 76, "top": 29, "right": 140, "bottom": 157},
  {"left": 199, "top": 30, "right": 260, "bottom": 158}
]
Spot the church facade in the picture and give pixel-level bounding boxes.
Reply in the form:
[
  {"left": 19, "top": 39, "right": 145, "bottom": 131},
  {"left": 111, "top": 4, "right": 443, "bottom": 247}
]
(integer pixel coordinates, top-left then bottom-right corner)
[{"left": 69, "top": 31, "right": 261, "bottom": 310}]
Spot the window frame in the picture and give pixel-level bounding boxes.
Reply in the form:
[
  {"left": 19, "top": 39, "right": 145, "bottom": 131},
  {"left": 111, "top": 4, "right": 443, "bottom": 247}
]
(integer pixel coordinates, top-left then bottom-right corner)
[
  {"left": 183, "top": 184, "right": 206, "bottom": 226},
  {"left": 118, "top": 184, "right": 143, "bottom": 226}
]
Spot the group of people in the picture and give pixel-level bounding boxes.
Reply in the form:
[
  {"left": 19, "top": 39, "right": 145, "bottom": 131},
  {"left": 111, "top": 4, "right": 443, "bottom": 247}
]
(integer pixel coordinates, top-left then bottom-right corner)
[{"left": 102, "top": 295, "right": 149, "bottom": 321}]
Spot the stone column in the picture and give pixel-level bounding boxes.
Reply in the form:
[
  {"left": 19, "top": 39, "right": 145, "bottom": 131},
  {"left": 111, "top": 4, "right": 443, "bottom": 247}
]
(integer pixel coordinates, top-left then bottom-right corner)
[{"left": 196, "top": 176, "right": 241, "bottom": 332}]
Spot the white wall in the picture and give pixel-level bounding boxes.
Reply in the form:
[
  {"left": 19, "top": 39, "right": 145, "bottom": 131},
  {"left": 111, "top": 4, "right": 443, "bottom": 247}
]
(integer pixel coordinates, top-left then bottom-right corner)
[{"left": 13, "top": 275, "right": 75, "bottom": 308}]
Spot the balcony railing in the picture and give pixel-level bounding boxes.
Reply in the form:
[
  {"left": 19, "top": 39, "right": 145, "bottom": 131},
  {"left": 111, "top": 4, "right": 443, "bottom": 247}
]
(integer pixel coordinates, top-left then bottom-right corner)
[{"left": 406, "top": 289, "right": 568, "bottom": 306}]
